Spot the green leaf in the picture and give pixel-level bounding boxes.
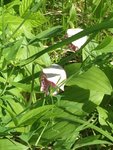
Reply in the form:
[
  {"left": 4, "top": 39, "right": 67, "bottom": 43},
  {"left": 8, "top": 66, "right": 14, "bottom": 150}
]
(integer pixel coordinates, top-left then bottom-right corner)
[
  {"left": 27, "top": 11, "right": 47, "bottom": 28},
  {"left": 64, "top": 63, "right": 106, "bottom": 108},
  {"left": 66, "top": 66, "right": 112, "bottom": 95},
  {"left": 31, "top": 103, "right": 113, "bottom": 147},
  {"left": 29, "top": 26, "right": 62, "bottom": 44},
  {"left": 0, "top": 13, "right": 33, "bottom": 38},
  {"left": 57, "top": 100, "right": 87, "bottom": 116},
  {"left": 97, "top": 106, "right": 113, "bottom": 132},
  {"left": 64, "top": 63, "right": 81, "bottom": 77},
  {"left": 9, "top": 82, "right": 31, "bottom": 92},
  {"left": 19, "top": 0, "right": 33, "bottom": 17},
  {"left": 0, "top": 100, "right": 18, "bottom": 126},
  {"left": 18, "top": 105, "right": 54, "bottom": 126},
  {"left": 63, "top": 86, "right": 104, "bottom": 112},
  {"left": 82, "top": 40, "right": 98, "bottom": 60},
  {"left": 3, "top": 39, "right": 23, "bottom": 61},
  {"left": 97, "top": 106, "right": 108, "bottom": 126},
  {"left": 0, "top": 139, "right": 28, "bottom": 150},
  {"left": 33, "top": 102, "right": 87, "bottom": 147},
  {"left": 6, "top": 0, "right": 20, "bottom": 10},
  {"left": 73, "top": 135, "right": 112, "bottom": 149},
  {"left": 27, "top": 45, "right": 52, "bottom": 66},
  {"left": 2, "top": 95, "right": 24, "bottom": 115},
  {"left": 94, "top": 36, "right": 113, "bottom": 53},
  {"left": 68, "top": 3, "right": 77, "bottom": 27},
  {"left": 89, "top": 90, "right": 104, "bottom": 105}
]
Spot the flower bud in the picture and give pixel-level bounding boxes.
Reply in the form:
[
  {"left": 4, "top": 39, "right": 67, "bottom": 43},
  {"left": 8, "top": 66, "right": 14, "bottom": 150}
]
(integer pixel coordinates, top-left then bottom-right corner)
[
  {"left": 40, "top": 64, "right": 67, "bottom": 95},
  {"left": 67, "top": 28, "right": 88, "bottom": 51}
]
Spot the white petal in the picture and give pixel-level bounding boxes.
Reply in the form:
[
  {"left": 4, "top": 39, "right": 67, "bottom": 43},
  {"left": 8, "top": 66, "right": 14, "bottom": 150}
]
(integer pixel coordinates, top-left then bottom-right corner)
[
  {"left": 67, "top": 28, "right": 88, "bottom": 49},
  {"left": 42, "top": 64, "right": 67, "bottom": 91}
]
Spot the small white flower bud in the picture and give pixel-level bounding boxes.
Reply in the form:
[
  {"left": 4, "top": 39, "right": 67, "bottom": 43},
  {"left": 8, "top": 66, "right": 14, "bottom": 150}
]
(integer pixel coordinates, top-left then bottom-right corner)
[
  {"left": 40, "top": 64, "right": 67, "bottom": 95},
  {"left": 67, "top": 28, "right": 88, "bottom": 50}
]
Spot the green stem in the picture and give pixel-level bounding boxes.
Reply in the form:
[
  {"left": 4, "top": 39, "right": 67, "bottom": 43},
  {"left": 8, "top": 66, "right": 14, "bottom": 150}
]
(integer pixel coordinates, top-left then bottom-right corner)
[
  {"left": 35, "top": 121, "right": 49, "bottom": 146},
  {"left": 28, "top": 63, "right": 35, "bottom": 106}
]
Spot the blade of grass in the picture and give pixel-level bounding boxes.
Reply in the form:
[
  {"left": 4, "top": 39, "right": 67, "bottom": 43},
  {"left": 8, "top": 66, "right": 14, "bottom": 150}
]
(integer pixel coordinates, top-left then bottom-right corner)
[
  {"left": 35, "top": 121, "right": 49, "bottom": 146},
  {"left": 29, "top": 25, "right": 62, "bottom": 44},
  {"left": 28, "top": 63, "right": 36, "bottom": 106}
]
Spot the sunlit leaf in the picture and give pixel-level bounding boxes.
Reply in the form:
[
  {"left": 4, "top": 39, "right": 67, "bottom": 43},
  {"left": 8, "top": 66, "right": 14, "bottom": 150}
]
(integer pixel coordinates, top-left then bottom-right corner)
[
  {"left": 19, "top": 0, "right": 33, "bottom": 17},
  {"left": 0, "top": 139, "right": 28, "bottom": 150},
  {"left": 3, "top": 38, "right": 23, "bottom": 61},
  {"left": 73, "top": 135, "right": 112, "bottom": 149},
  {"left": 27, "top": 11, "right": 47, "bottom": 28},
  {"left": 66, "top": 66, "right": 112, "bottom": 95},
  {"left": 18, "top": 105, "right": 54, "bottom": 126},
  {"left": 29, "top": 25, "right": 62, "bottom": 44},
  {"left": 94, "top": 36, "right": 113, "bottom": 53}
]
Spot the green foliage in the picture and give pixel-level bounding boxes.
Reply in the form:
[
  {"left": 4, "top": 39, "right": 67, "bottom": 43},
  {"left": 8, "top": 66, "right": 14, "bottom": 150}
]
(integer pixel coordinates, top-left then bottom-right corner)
[
  {"left": 0, "top": 0, "right": 113, "bottom": 150},
  {"left": 0, "top": 139, "right": 28, "bottom": 150}
]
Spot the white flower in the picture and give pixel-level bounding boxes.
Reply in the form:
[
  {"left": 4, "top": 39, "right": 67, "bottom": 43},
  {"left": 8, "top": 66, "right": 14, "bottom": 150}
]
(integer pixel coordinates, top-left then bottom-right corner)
[
  {"left": 67, "top": 28, "right": 88, "bottom": 50},
  {"left": 40, "top": 64, "right": 67, "bottom": 95}
]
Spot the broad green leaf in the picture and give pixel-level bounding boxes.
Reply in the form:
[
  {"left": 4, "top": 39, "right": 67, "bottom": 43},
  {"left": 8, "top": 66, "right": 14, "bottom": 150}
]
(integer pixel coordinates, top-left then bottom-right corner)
[
  {"left": 38, "top": 104, "right": 113, "bottom": 148},
  {"left": 0, "top": 126, "right": 9, "bottom": 136},
  {"left": 27, "top": 45, "right": 51, "bottom": 66},
  {"left": 8, "top": 88, "right": 25, "bottom": 100},
  {"left": 37, "top": 113, "right": 80, "bottom": 149},
  {"left": 27, "top": 11, "right": 47, "bottom": 28},
  {"left": 17, "top": 44, "right": 51, "bottom": 66},
  {"left": 18, "top": 105, "right": 54, "bottom": 126},
  {"left": 66, "top": 66, "right": 112, "bottom": 95},
  {"left": 0, "top": 139, "right": 28, "bottom": 150},
  {"left": 64, "top": 63, "right": 81, "bottom": 77},
  {"left": 94, "top": 36, "right": 113, "bottom": 53},
  {"left": 93, "top": 0, "right": 105, "bottom": 19},
  {"left": 64, "top": 63, "right": 105, "bottom": 108},
  {"left": 63, "top": 86, "right": 104, "bottom": 112},
  {"left": 57, "top": 100, "right": 87, "bottom": 116},
  {"left": 43, "top": 121, "right": 78, "bottom": 141},
  {"left": 89, "top": 91, "right": 104, "bottom": 105},
  {"left": 0, "top": 13, "right": 33, "bottom": 38},
  {"left": 63, "top": 86, "right": 90, "bottom": 103},
  {"left": 3, "top": 39, "right": 23, "bottom": 61},
  {"left": 9, "top": 82, "right": 31, "bottom": 92}
]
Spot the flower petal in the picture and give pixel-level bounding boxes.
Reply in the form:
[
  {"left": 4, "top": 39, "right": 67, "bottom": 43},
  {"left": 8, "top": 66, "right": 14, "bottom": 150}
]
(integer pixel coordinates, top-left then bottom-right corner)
[
  {"left": 67, "top": 28, "right": 88, "bottom": 49},
  {"left": 40, "top": 64, "right": 67, "bottom": 95}
]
